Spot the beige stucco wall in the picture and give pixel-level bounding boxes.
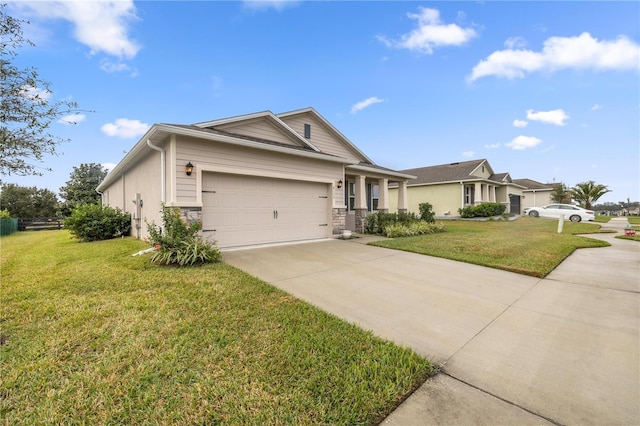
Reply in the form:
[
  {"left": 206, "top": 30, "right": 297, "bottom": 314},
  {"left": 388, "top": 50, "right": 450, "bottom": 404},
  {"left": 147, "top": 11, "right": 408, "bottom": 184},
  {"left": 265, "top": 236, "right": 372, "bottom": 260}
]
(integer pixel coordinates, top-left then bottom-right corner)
[
  {"left": 101, "top": 147, "right": 165, "bottom": 240},
  {"left": 389, "top": 183, "right": 463, "bottom": 216}
]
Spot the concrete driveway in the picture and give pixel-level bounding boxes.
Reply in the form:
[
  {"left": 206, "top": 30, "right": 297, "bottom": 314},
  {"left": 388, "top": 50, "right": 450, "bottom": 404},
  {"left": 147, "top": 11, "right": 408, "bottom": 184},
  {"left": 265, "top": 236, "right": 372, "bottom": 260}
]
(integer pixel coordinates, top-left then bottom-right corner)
[{"left": 223, "top": 218, "right": 639, "bottom": 425}]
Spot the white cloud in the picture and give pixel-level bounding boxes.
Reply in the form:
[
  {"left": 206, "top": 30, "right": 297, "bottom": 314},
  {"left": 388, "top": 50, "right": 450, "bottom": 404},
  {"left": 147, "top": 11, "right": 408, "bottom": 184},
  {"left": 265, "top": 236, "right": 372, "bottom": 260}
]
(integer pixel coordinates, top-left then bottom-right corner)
[
  {"left": 484, "top": 143, "right": 501, "bottom": 149},
  {"left": 351, "top": 97, "right": 385, "bottom": 114},
  {"left": 513, "top": 119, "right": 528, "bottom": 128},
  {"left": 18, "top": 0, "right": 140, "bottom": 59},
  {"left": 102, "top": 162, "right": 117, "bottom": 173},
  {"left": 101, "top": 118, "right": 150, "bottom": 138},
  {"left": 591, "top": 104, "right": 603, "bottom": 110},
  {"left": 378, "top": 7, "right": 477, "bottom": 54},
  {"left": 504, "top": 37, "right": 527, "bottom": 50},
  {"left": 58, "top": 113, "right": 86, "bottom": 124},
  {"left": 20, "top": 86, "right": 51, "bottom": 103},
  {"left": 462, "top": 151, "right": 474, "bottom": 158},
  {"left": 506, "top": 135, "right": 542, "bottom": 150},
  {"left": 526, "top": 109, "right": 569, "bottom": 126},
  {"left": 468, "top": 32, "right": 640, "bottom": 82},
  {"left": 242, "top": 0, "right": 300, "bottom": 12}
]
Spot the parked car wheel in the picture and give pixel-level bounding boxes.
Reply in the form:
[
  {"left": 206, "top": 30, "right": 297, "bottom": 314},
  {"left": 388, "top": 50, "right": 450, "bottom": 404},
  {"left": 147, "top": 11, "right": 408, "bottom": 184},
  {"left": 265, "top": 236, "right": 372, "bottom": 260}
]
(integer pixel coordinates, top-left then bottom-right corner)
[
  {"left": 529, "top": 211, "right": 539, "bottom": 217},
  {"left": 570, "top": 215, "right": 581, "bottom": 222}
]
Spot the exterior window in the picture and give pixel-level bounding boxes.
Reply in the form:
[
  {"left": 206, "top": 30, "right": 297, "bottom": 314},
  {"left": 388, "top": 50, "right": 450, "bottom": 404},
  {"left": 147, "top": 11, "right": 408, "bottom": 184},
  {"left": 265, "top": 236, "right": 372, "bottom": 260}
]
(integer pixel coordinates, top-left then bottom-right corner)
[
  {"left": 346, "top": 182, "right": 355, "bottom": 210},
  {"left": 304, "top": 124, "right": 311, "bottom": 139},
  {"left": 367, "top": 184, "right": 379, "bottom": 211},
  {"left": 465, "top": 186, "right": 475, "bottom": 205}
]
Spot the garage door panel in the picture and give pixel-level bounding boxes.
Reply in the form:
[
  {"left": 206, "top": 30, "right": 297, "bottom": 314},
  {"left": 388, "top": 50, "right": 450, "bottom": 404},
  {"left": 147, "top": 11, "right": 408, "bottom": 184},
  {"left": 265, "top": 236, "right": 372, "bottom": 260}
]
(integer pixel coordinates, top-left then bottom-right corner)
[{"left": 202, "top": 173, "right": 330, "bottom": 248}]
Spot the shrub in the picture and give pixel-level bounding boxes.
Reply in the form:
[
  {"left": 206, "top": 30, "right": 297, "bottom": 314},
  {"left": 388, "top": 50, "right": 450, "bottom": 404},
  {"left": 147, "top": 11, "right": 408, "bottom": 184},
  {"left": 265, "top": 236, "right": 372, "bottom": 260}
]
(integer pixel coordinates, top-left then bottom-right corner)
[
  {"left": 0, "top": 209, "right": 10, "bottom": 219},
  {"left": 383, "top": 222, "right": 445, "bottom": 238},
  {"left": 65, "top": 204, "right": 131, "bottom": 242},
  {"left": 418, "top": 202, "right": 435, "bottom": 223},
  {"left": 364, "top": 211, "right": 420, "bottom": 235},
  {"left": 458, "top": 203, "right": 506, "bottom": 218},
  {"left": 146, "top": 205, "right": 220, "bottom": 266}
]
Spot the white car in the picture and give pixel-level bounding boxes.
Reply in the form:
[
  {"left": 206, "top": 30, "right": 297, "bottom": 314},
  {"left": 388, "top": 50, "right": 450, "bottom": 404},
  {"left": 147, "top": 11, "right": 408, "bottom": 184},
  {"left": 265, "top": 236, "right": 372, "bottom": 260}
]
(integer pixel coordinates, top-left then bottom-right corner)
[{"left": 523, "top": 204, "right": 595, "bottom": 222}]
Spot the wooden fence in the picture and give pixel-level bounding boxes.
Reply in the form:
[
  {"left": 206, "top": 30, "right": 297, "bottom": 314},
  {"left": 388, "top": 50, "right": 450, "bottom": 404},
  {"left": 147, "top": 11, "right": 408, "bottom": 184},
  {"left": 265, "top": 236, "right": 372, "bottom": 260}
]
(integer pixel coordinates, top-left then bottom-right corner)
[{"left": 17, "top": 218, "right": 64, "bottom": 231}]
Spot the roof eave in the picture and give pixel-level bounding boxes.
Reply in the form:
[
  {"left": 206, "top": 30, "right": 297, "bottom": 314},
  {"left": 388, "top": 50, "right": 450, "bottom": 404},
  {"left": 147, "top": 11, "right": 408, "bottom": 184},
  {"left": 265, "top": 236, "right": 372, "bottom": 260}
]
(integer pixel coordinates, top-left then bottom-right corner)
[
  {"left": 97, "top": 124, "right": 358, "bottom": 192},
  {"left": 346, "top": 164, "right": 416, "bottom": 180}
]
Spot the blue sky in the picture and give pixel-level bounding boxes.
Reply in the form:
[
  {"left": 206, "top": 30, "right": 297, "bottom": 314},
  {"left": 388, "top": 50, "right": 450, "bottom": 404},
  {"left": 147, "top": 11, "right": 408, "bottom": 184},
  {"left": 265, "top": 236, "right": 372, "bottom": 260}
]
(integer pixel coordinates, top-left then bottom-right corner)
[{"left": 5, "top": 0, "right": 640, "bottom": 204}]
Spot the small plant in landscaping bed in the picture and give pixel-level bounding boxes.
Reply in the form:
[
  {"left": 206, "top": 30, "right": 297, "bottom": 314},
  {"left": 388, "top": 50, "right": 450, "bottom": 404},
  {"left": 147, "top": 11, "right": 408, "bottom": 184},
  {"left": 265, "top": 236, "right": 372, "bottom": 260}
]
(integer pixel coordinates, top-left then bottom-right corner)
[
  {"left": 418, "top": 202, "right": 435, "bottom": 224},
  {"left": 383, "top": 222, "right": 445, "bottom": 238},
  {"left": 146, "top": 205, "right": 220, "bottom": 266},
  {"left": 64, "top": 204, "right": 131, "bottom": 242},
  {"left": 364, "top": 211, "right": 420, "bottom": 235}
]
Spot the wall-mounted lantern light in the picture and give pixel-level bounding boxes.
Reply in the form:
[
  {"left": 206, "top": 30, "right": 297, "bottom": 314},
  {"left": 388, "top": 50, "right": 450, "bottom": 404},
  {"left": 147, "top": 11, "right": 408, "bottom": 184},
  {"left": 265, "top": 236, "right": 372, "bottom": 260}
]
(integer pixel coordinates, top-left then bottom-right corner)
[
  {"left": 337, "top": 179, "right": 343, "bottom": 189},
  {"left": 185, "top": 162, "right": 194, "bottom": 176}
]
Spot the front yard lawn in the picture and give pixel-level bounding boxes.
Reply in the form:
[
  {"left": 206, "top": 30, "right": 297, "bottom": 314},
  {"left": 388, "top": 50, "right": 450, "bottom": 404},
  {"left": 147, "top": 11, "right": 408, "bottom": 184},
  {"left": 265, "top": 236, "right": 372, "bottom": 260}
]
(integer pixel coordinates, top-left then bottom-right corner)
[
  {"left": 1, "top": 231, "right": 433, "bottom": 425},
  {"left": 370, "top": 217, "right": 610, "bottom": 278}
]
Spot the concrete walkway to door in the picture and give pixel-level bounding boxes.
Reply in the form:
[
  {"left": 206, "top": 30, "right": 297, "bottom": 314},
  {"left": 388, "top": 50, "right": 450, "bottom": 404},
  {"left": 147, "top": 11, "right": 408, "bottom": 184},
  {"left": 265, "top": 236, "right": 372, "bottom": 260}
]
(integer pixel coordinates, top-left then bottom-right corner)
[{"left": 223, "top": 217, "right": 639, "bottom": 425}]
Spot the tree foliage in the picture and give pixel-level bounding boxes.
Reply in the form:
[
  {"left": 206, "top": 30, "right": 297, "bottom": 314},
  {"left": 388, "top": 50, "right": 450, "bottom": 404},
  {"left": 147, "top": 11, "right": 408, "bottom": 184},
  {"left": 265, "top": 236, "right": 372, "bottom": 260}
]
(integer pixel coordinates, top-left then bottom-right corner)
[
  {"left": 550, "top": 182, "right": 572, "bottom": 204},
  {"left": 570, "top": 181, "right": 611, "bottom": 209},
  {"left": 0, "top": 183, "right": 59, "bottom": 217},
  {"left": 59, "top": 163, "right": 108, "bottom": 216},
  {"left": 1, "top": 8, "right": 79, "bottom": 177}
]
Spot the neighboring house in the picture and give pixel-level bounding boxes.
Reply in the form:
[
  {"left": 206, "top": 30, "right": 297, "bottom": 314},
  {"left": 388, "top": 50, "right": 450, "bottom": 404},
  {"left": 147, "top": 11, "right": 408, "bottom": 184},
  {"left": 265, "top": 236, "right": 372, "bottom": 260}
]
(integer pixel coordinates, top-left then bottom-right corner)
[
  {"left": 388, "top": 159, "right": 526, "bottom": 217},
  {"left": 97, "top": 107, "right": 415, "bottom": 249},
  {"left": 512, "top": 178, "right": 557, "bottom": 209}
]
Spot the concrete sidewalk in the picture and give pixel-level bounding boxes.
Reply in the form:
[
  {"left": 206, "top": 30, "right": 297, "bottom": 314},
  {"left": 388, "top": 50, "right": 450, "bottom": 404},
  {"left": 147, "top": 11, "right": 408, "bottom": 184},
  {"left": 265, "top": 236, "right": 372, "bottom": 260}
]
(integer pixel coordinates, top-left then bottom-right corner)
[{"left": 223, "top": 218, "right": 639, "bottom": 425}]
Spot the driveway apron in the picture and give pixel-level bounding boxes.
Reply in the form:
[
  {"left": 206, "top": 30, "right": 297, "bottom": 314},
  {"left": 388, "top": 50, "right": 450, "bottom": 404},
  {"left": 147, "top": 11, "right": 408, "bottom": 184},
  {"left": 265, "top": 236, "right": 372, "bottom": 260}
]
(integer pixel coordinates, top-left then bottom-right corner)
[{"left": 223, "top": 218, "right": 639, "bottom": 425}]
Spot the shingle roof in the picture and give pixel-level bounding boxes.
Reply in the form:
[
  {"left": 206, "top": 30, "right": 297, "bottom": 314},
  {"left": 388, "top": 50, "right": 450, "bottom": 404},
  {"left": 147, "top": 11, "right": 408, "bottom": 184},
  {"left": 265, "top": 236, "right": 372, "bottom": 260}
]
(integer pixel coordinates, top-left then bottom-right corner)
[
  {"left": 398, "top": 159, "right": 502, "bottom": 186},
  {"left": 513, "top": 178, "right": 556, "bottom": 190},
  {"left": 164, "top": 124, "right": 323, "bottom": 154},
  {"left": 490, "top": 172, "right": 510, "bottom": 183}
]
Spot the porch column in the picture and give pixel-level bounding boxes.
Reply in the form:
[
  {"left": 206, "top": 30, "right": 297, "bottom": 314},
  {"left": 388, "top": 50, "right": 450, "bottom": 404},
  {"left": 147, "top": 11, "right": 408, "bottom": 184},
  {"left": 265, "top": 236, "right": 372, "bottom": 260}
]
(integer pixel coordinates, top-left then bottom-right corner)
[
  {"left": 491, "top": 185, "right": 496, "bottom": 202},
  {"left": 474, "top": 182, "right": 482, "bottom": 204},
  {"left": 378, "top": 178, "right": 389, "bottom": 212},
  {"left": 397, "top": 180, "right": 408, "bottom": 213},
  {"left": 354, "top": 175, "right": 367, "bottom": 233}
]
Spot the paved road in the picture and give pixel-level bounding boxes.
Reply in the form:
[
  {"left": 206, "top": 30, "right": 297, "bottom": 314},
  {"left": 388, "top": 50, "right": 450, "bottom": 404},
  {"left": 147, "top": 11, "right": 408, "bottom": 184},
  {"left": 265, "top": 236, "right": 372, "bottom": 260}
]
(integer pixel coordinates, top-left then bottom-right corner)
[{"left": 224, "top": 218, "right": 639, "bottom": 425}]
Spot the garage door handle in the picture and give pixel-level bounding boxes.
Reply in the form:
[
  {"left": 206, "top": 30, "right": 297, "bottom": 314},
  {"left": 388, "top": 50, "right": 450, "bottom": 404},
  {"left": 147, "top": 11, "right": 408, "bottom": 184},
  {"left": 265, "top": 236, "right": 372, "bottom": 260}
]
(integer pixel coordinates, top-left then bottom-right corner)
[{"left": 202, "top": 229, "right": 216, "bottom": 232}]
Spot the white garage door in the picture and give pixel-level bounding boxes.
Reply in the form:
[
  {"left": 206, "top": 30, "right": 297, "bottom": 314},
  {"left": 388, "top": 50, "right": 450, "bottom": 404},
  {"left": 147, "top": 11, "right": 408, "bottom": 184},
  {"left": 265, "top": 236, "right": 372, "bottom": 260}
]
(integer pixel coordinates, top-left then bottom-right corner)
[{"left": 201, "top": 173, "right": 330, "bottom": 248}]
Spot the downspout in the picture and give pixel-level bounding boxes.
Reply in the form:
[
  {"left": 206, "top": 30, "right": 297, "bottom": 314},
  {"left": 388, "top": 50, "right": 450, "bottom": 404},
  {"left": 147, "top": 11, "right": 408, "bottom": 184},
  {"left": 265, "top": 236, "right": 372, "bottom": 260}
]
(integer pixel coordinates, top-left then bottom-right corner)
[{"left": 147, "top": 139, "right": 166, "bottom": 203}]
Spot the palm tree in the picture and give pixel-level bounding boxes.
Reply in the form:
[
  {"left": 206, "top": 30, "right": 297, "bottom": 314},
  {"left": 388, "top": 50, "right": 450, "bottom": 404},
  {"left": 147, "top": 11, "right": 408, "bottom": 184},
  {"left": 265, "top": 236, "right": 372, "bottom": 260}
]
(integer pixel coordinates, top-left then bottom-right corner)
[{"left": 570, "top": 181, "right": 611, "bottom": 209}]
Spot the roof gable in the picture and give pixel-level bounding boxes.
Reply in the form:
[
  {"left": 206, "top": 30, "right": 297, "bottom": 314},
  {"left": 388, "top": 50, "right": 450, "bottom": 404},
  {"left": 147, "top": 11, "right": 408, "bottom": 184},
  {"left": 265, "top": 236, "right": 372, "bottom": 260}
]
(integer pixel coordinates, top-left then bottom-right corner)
[
  {"left": 193, "top": 111, "right": 319, "bottom": 151},
  {"left": 277, "top": 107, "right": 373, "bottom": 164},
  {"left": 469, "top": 159, "right": 494, "bottom": 178}
]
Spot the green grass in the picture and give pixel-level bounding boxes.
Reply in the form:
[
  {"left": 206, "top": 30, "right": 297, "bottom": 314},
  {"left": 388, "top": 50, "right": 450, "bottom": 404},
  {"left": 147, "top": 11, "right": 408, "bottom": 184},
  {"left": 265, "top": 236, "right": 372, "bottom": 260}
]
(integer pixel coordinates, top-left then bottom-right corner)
[
  {"left": 1, "top": 231, "right": 433, "bottom": 425},
  {"left": 370, "top": 217, "right": 610, "bottom": 278},
  {"left": 594, "top": 215, "right": 611, "bottom": 223},
  {"left": 627, "top": 216, "right": 640, "bottom": 225}
]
